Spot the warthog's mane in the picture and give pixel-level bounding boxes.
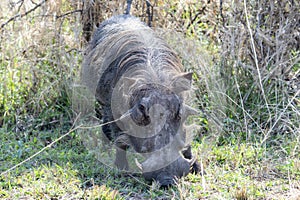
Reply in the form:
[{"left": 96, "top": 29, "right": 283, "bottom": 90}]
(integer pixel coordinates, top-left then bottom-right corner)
[{"left": 81, "top": 15, "right": 185, "bottom": 105}]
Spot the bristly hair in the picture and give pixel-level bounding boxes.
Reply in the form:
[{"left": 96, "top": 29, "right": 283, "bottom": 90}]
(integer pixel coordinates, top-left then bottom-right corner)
[{"left": 81, "top": 15, "right": 184, "bottom": 105}]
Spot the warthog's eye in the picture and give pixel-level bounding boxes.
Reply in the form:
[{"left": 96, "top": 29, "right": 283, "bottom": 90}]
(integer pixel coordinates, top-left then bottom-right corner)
[
  {"left": 175, "top": 111, "right": 182, "bottom": 121},
  {"left": 131, "top": 101, "right": 150, "bottom": 126},
  {"left": 173, "top": 103, "right": 182, "bottom": 121},
  {"left": 138, "top": 103, "right": 146, "bottom": 113},
  {"left": 138, "top": 102, "right": 149, "bottom": 118},
  {"left": 171, "top": 106, "right": 181, "bottom": 121}
]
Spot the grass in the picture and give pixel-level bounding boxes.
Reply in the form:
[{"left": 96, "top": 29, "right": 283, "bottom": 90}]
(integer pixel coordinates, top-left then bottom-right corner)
[
  {"left": 1, "top": 0, "right": 299, "bottom": 199},
  {"left": 1, "top": 127, "right": 299, "bottom": 199}
]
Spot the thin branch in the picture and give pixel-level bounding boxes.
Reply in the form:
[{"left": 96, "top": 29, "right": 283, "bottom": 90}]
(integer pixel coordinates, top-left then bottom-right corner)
[
  {"left": 16, "top": 0, "right": 25, "bottom": 12},
  {"left": 1, "top": 0, "right": 48, "bottom": 29},
  {"left": 261, "top": 89, "right": 300, "bottom": 145},
  {"left": 186, "top": 6, "right": 206, "bottom": 32},
  {"left": 220, "top": 0, "right": 225, "bottom": 27},
  {"left": 56, "top": 9, "right": 83, "bottom": 19},
  {"left": 29, "top": 9, "right": 83, "bottom": 21},
  {"left": 243, "top": 0, "right": 271, "bottom": 119}
]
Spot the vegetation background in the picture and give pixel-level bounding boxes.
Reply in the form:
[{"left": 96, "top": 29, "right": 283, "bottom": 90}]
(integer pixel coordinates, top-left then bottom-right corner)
[{"left": 0, "top": 0, "right": 299, "bottom": 199}]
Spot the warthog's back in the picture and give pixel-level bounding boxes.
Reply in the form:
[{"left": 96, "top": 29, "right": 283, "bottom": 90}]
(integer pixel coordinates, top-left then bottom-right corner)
[{"left": 81, "top": 15, "right": 184, "bottom": 105}]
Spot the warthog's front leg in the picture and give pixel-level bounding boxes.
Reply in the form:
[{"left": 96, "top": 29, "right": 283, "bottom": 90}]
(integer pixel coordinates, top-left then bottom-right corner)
[{"left": 114, "top": 134, "right": 131, "bottom": 170}]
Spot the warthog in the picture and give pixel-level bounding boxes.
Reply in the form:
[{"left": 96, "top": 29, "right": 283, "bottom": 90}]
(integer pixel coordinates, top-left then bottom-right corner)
[{"left": 81, "top": 14, "right": 199, "bottom": 186}]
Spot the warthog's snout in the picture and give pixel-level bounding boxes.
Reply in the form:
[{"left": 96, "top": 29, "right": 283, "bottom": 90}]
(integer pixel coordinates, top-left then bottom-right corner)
[{"left": 137, "top": 153, "right": 196, "bottom": 186}]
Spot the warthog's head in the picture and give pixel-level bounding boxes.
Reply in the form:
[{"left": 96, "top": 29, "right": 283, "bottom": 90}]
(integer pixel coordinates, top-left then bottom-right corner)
[{"left": 113, "top": 71, "right": 198, "bottom": 186}]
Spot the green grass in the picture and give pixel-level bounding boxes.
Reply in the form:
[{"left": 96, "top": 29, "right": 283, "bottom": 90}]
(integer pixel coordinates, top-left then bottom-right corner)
[{"left": 1, "top": 126, "right": 299, "bottom": 199}]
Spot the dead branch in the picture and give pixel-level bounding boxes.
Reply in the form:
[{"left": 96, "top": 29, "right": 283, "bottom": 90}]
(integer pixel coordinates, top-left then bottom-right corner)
[
  {"left": 1, "top": 0, "right": 48, "bottom": 30},
  {"left": 56, "top": 9, "right": 83, "bottom": 19}
]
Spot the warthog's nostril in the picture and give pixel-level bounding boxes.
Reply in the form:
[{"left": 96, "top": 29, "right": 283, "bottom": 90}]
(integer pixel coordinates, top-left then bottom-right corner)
[{"left": 160, "top": 178, "right": 175, "bottom": 188}]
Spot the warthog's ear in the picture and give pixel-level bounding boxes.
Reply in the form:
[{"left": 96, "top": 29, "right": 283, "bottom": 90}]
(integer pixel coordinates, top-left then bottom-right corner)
[{"left": 171, "top": 72, "right": 193, "bottom": 93}]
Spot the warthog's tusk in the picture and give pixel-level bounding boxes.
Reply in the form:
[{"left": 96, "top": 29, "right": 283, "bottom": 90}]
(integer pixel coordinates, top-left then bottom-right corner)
[
  {"left": 184, "top": 104, "right": 199, "bottom": 116},
  {"left": 135, "top": 158, "right": 143, "bottom": 171},
  {"left": 186, "top": 156, "right": 197, "bottom": 166}
]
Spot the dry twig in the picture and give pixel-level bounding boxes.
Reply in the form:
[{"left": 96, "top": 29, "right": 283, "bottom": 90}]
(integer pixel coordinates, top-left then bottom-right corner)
[{"left": 1, "top": 0, "right": 49, "bottom": 29}]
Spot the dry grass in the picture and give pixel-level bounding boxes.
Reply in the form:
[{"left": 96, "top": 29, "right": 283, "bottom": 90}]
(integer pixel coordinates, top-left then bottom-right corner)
[{"left": 219, "top": 0, "right": 299, "bottom": 140}]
